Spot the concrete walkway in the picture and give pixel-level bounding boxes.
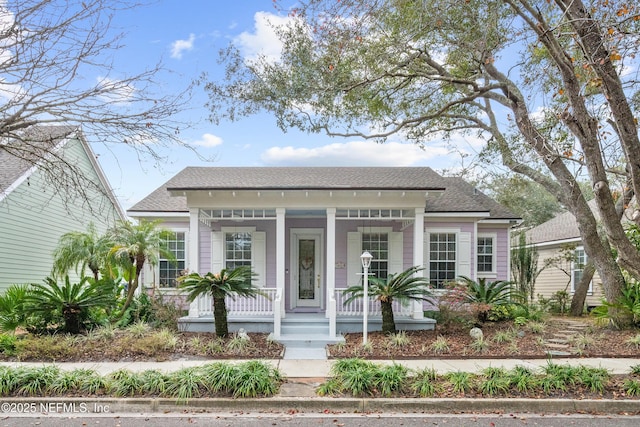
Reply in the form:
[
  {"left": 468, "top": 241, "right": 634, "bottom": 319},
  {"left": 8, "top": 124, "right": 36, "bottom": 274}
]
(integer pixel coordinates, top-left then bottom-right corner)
[{"left": 2, "top": 356, "right": 640, "bottom": 377}]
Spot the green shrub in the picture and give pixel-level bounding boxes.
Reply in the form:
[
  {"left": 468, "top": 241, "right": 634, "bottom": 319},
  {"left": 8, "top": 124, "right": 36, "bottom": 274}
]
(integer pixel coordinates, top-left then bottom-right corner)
[
  {"left": 452, "top": 276, "right": 518, "bottom": 324},
  {"left": 23, "top": 276, "right": 116, "bottom": 334},
  {"left": 591, "top": 280, "right": 640, "bottom": 327},
  {"left": 0, "top": 334, "right": 16, "bottom": 355},
  {"left": 0, "top": 285, "right": 31, "bottom": 333},
  {"left": 487, "top": 304, "right": 516, "bottom": 322}
]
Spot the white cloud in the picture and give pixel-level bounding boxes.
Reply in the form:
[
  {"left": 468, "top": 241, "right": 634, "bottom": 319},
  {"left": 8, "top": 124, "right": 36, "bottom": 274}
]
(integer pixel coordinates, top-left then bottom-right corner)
[
  {"left": 193, "top": 133, "right": 223, "bottom": 147},
  {"left": 235, "top": 12, "right": 295, "bottom": 63},
  {"left": 170, "top": 33, "right": 196, "bottom": 59},
  {"left": 261, "top": 140, "right": 450, "bottom": 166}
]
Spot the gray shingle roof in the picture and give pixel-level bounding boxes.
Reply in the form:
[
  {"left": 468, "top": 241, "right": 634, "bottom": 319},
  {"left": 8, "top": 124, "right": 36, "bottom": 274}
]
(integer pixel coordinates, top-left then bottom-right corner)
[
  {"left": 0, "top": 125, "right": 77, "bottom": 194},
  {"left": 165, "top": 166, "right": 447, "bottom": 190},
  {"left": 525, "top": 200, "right": 598, "bottom": 245},
  {"left": 128, "top": 166, "right": 520, "bottom": 221},
  {"left": 427, "top": 177, "right": 520, "bottom": 220}
]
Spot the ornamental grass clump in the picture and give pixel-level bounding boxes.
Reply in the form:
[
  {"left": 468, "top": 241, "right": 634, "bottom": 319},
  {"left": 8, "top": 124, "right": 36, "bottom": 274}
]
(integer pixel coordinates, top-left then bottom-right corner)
[
  {"left": 15, "top": 366, "right": 60, "bottom": 396},
  {"left": 375, "top": 363, "right": 408, "bottom": 397},
  {"left": 108, "top": 369, "right": 145, "bottom": 397},
  {"left": 321, "top": 358, "right": 379, "bottom": 397},
  {"left": 447, "top": 371, "right": 474, "bottom": 395},
  {"left": 165, "top": 367, "right": 205, "bottom": 402},
  {"left": 409, "top": 368, "right": 440, "bottom": 397},
  {"left": 231, "top": 360, "right": 281, "bottom": 398},
  {"left": 430, "top": 335, "right": 450, "bottom": 354},
  {"left": 509, "top": 366, "right": 539, "bottom": 393},
  {"left": 478, "top": 367, "right": 511, "bottom": 396}
]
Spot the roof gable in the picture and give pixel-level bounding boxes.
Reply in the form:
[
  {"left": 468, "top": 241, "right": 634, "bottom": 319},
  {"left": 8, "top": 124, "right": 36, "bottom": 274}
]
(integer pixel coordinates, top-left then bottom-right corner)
[
  {"left": 0, "top": 125, "right": 125, "bottom": 220},
  {"left": 0, "top": 125, "right": 77, "bottom": 196}
]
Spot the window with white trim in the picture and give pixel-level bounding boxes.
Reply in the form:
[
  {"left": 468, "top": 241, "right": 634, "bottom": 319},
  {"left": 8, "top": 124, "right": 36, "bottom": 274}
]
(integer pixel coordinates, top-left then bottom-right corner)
[
  {"left": 224, "top": 231, "right": 252, "bottom": 269},
  {"left": 214, "top": 228, "right": 265, "bottom": 287},
  {"left": 429, "top": 232, "right": 456, "bottom": 288},
  {"left": 159, "top": 231, "right": 186, "bottom": 288},
  {"left": 362, "top": 232, "right": 389, "bottom": 279},
  {"left": 571, "top": 248, "right": 592, "bottom": 294},
  {"left": 477, "top": 233, "right": 496, "bottom": 275}
]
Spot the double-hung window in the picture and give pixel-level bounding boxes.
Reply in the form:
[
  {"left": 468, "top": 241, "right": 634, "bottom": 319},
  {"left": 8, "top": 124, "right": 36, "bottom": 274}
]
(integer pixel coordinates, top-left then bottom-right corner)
[
  {"left": 428, "top": 232, "right": 457, "bottom": 288},
  {"left": 347, "top": 227, "right": 402, "bottom": 286},
  {"left": 159, "top": 231, "right": 186, "bottom": 288},
  {"left": 213, "top": 227, "right": 266, "bottom": 287},
  {"left": 477, "top": 233, "right": 496, "bottom": 277},
  {"left": 362, "top": 232, "right": 389, "bottom": 279},
  {"left": 571, "top": 247, "right": 592, "bottom": 294},
  {"left": 224, "top": 231, "right": 252, "bottom": 269}
]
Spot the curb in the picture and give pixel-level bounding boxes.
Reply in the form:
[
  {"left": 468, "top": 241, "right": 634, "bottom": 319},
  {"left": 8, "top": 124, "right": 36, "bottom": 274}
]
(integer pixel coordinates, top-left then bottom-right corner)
[{"left": 2, "top": 397, "right": 640, "bottom": 415}]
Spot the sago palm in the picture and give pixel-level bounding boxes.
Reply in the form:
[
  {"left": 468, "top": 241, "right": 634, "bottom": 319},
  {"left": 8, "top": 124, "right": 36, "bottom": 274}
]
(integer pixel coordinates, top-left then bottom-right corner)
[
  {"left": 457, "top": 276, "right": 515, "bottom": 324},
  {"left": 343, "top": 266, "right": 433, "bottom": 334},
  {"left": 23, "top": 276, "right": 116, "bottom": 334},
  {"left": 178, "top": 266, "right": 264, "bottom": 337}
]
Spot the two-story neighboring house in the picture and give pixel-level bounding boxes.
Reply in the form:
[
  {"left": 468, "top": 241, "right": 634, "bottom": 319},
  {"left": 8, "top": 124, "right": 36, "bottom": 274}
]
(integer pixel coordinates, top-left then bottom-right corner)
[
  {"left": 128, "top": 167, "right": 520, "bottom": 343},
  {"left": 0, "top": 126, "right": 125, "bottom": 290}
]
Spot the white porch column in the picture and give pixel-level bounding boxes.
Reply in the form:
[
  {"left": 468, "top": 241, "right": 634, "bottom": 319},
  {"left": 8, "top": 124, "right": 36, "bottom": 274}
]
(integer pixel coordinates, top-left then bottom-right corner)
[
  {"left": 412, "top": 208, "right": 425, "bottom": 319},
  {"left": 326, "top": 208, "right": 337, "bottom": 337},
  {"left": 276, "top": 208, "right": 286, "bottom": 319},
  {"left": 473, "top": 220, "right": 478, "bottom": 280},
  {"left": 188, "top": 208, "right": 200, "bottom": 317}
]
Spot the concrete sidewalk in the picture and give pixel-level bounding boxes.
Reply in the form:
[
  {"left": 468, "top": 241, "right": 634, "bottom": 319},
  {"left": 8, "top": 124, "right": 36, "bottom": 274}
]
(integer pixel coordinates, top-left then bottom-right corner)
[{"left": 2, "top": 356, "right": 640, "bottom": 377}]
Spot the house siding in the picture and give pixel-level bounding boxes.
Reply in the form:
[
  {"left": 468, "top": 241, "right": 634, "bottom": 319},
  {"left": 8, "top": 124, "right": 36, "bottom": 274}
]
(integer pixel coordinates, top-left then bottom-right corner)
[
  {"left": 534, "top": 244, "right": 604, "bottom": 308},
  {"left": 0, "top": 137, "right": 121, "bottom": 291}
]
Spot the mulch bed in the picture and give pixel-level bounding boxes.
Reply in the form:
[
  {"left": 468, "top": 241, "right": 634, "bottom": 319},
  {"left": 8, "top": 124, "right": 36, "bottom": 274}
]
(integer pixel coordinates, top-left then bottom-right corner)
[{"left": 327, "top": 317, "right": 640, "bottom": 359}]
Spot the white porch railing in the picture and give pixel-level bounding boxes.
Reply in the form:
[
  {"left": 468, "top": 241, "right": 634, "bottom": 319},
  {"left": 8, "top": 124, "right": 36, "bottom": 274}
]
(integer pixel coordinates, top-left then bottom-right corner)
[
  {"left": 334, "top": 289, "right": 412, "bottom": 317},
  {"left": 195, "top": 288, "right": 277, "bottom": 317}
]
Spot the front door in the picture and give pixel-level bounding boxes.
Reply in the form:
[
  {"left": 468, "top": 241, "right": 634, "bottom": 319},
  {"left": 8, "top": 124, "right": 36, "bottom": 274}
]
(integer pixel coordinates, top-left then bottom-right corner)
[{"left": 291, "top": 229, "right": 323, "bottom": 308}]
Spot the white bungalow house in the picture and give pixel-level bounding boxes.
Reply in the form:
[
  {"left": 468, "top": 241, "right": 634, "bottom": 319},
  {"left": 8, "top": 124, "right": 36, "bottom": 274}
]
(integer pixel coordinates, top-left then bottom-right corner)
[
  {"left": 0, "top": 126, "right": 125, "bottom": 291},
  {"left": 128, "top": 167, "right": 520, "bottom": 343}
]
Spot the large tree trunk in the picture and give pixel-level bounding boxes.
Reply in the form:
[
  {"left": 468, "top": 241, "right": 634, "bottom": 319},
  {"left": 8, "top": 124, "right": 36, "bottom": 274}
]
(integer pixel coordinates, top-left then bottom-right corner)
[
  {"left": 484, "top": 58, "right": 630, "bottom": 326},
  {"left": 212, "top": 294, "right": 229, "bottom": 337},
  {"left": 570, "top": 262, "right": 595, "bottom": 316}
]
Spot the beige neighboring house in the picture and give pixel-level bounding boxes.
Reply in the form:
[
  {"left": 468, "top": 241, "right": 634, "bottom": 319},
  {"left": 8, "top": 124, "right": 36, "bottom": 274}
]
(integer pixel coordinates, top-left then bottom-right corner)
[
  {"left": 524, "top": 201, "right": 604, "bottom": 308},
  {"left": 0, "top": 126, "right": 126, "bottom": 291}
]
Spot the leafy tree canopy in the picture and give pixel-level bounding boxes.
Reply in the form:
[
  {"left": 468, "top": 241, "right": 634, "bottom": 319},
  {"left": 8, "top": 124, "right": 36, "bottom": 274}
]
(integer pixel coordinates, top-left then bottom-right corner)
[{"left": 205, "top": 0, "right": 640, "bottom": 314}]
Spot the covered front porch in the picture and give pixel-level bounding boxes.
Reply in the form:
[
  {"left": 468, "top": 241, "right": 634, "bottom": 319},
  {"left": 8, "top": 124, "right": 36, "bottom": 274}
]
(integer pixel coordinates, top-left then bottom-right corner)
[
  {"left": 178, "top": 187, "right": 438, "bottom": 344},
  {"left": 178, "top": 286, "right": 436, "bottom": 341}
]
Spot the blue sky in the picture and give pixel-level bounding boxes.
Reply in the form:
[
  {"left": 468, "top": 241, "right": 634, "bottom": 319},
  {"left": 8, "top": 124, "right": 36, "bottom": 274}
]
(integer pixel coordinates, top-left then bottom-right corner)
[{"left": 91, "top": 1, "right": 480, "bottom": 210}]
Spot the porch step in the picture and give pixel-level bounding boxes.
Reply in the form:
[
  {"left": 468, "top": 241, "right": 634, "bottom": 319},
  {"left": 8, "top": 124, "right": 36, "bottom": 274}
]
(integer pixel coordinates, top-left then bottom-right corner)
[
  {"left": 280, "top": 313, "right": 331, "bottom": 336},
  {"left": 281, "top": 323, "right": 330, "bottom": 336},
  {"left": 277, "top": 333, "right": 345, "bottom": 346}
]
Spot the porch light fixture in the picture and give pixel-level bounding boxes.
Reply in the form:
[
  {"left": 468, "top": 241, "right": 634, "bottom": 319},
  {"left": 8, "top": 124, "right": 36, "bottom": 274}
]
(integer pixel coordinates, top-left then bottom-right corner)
[{"left": 360, "top": 251, "right": 373, "bottom": 345}]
